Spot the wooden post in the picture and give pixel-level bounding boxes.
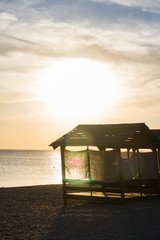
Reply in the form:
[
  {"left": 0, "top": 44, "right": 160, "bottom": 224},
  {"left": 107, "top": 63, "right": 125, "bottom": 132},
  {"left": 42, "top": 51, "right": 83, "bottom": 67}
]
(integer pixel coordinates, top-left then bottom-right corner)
[
  {"left": 137, "top": 149, "right": 142, "bottom": 197},
  {"left": 60, "top": 146, "right": 67, "bottom": 205},
  {"left": 156, "top": 149, "right": 160, "bottom": 174},
  {"left": 117, "top": 148, "right": 125, "bottom": 201},
  {"left": 158, "top": 149, "right": 160, "bottom": 170},
  {"left": 156, "top": 149, "right": 160, "bottom": 197},
  {"left": 87, "top": 146, "right": 92, "bottom": 196},
  {"left": 100, "top": 149, "right": 106, "bottom": 197}
]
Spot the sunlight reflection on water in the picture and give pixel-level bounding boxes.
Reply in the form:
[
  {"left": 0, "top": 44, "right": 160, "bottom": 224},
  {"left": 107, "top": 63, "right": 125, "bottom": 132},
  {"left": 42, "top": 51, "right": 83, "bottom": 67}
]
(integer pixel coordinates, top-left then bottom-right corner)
[{"left": 0, "top": 150, "right": 62, "bottom": 188}]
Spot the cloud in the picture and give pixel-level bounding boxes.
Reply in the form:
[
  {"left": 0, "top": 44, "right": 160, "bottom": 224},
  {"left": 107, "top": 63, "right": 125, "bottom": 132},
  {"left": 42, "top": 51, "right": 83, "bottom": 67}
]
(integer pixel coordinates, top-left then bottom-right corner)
[
  {"left": 90, "top": 0, "right": 160, "bottom": 10},
  {"left": 1, "top": 0, "right": 160, "bottom": 30},
  {"left": 0, "top": 12, "right": 160, "bottom": 106},
  {"left": 0, "top": 12, "right": 18, "bottom": 21},
  {"left": 0, "top": 90, "right": 36, "bottom": 104},
  {"left": 120, "top": 93, "right": 160, "bottom": 110},
  {"left": 81, "top": 0, "right": 160, "bottom": 27},
  {"left": 0, "top": 11, "right": 18, "bottom": 30},
  {"left": 0, "top": 0, "right": 160, "bottom": 119},
  {"left": 0, "top": 0, "right": 160, "bottom": 60},
  {"left": 1, "top": 16, "right": 160, "bottom": 65}
]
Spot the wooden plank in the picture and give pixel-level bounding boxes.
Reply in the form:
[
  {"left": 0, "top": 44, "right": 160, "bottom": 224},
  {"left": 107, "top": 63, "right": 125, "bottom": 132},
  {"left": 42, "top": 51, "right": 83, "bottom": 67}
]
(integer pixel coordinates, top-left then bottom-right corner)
[
  {"left": 66, "top": 194, "right": 123, "bottom": 203},
  {"left": 66, "top": 186, "right": 122, "bottom": 193}
]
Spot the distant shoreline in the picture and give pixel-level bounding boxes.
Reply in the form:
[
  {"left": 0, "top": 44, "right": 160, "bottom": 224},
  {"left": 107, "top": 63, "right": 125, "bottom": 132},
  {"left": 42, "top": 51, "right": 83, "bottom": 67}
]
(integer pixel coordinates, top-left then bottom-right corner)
[
  {"left": 0, "top": 149, "right": 55, "bottom": 151},
  {"left": 0, "top": 183, "right": 62, "bottom": 189}
]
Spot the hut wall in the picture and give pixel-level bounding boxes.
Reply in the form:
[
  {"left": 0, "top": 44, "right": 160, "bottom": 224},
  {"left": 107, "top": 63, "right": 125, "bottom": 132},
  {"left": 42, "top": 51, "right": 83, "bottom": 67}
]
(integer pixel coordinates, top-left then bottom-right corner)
[
  {"left": 64, "top": 149, "right": 89, "bottom": 180},
  {"left": 63, "top": 149, "right": 159, "bottom": 182},
  {"left": 139, "top": 152, "right": 159, "bottom": 179}
]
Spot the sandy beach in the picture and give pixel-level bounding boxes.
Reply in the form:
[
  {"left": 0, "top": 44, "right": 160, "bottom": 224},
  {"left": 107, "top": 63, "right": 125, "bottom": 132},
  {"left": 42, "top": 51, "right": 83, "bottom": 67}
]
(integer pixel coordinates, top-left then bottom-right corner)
[{"left": 1, "top": 184, "right": 160, "bottom": 240}]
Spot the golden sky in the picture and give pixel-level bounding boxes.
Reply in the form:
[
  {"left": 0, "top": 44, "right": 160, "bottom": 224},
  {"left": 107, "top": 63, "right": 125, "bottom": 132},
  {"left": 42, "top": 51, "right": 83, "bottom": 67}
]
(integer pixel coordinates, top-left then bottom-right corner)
[{"left": 0, "top": 0, "right": 160, "bottom": 149}]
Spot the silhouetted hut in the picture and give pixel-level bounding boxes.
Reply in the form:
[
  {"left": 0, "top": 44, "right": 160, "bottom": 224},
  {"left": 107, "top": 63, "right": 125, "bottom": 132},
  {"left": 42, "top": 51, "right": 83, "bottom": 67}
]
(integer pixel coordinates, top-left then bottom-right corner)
[{"left": 50, "top": 123, "right": 160, "bottom": 204}]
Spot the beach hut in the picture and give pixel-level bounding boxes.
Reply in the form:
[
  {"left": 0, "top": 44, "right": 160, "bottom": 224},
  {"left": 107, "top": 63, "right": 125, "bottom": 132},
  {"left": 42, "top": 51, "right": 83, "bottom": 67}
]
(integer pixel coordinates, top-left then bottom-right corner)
[{"left": 49, "top": 123, "right": 160, "bottom": 204}]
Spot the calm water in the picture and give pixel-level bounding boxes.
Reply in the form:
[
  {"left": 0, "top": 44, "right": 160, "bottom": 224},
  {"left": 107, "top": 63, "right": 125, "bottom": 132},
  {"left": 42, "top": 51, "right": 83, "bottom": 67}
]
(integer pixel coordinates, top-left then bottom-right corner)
[{"left": 0, "top": 150, "right": 62, "bottom": 188}]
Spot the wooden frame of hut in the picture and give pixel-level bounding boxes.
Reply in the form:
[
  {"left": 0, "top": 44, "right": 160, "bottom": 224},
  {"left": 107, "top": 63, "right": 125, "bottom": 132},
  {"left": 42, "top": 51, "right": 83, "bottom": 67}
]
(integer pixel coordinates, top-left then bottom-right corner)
[
  {"left": 152, "top": 129, "right": 160, "bottom": 168},
  {"left": 50, "top": 123, "right": 160, "bottom": 205}
]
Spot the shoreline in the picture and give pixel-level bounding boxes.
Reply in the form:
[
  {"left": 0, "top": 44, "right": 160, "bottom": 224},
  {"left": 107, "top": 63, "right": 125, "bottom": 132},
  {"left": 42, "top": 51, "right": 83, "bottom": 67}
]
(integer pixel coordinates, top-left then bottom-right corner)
[
  {"left": 1, "top": 184, "right": 160, "bottom": 239},
  {"left": 0, "top": 183, "right": 62, "bottom": 189}
]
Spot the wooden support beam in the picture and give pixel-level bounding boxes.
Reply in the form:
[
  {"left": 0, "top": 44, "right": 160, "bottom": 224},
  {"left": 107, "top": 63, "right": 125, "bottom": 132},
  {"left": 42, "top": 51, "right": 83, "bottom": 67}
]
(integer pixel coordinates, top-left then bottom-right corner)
[
  {"left": 156, "top": 149, "right": 160, "bottom": 174},
  {"left": 60, "top": 146, "right": 67, "bottom": 205},
  {"left": 117, "top": 148, "right": 125, "bottom": 201},
  {"left": 87, "top": 146, "right": 92, "bottom": 196},
  {"left": 137, "top": 149, "right": 142, "bottom": 197},
  {"left": 156, "top": 149, "right": 160, "bottom": 197},
  {"left": 127, "top": 149, "right": 130, "bottom": 158}
]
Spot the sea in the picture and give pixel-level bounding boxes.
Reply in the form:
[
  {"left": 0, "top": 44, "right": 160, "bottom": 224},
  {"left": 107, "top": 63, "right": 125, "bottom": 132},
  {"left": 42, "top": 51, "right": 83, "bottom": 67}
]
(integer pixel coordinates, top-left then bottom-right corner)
[{"left": 0, "top": 149, "right": 62, "bottom": 188}]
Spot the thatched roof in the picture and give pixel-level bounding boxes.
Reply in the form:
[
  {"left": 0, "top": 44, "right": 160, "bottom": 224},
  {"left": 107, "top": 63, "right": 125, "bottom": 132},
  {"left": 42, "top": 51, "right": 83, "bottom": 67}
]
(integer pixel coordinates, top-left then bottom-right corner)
[{"left": 50, "top": 123, "right": 160, "bottom": 150}]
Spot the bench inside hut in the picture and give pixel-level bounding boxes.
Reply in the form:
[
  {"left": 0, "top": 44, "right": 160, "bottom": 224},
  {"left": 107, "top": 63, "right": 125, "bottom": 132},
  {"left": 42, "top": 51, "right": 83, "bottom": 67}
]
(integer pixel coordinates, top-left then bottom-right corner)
[{"left": 50, "top": 123, "right": 160, "bottom": 204}]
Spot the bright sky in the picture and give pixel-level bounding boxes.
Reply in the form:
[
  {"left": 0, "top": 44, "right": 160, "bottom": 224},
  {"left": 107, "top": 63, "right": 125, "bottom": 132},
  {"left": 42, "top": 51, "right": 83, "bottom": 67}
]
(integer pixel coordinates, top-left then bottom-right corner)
[{"left": 0, "top": 0, "right": 160, "bottom": 149}]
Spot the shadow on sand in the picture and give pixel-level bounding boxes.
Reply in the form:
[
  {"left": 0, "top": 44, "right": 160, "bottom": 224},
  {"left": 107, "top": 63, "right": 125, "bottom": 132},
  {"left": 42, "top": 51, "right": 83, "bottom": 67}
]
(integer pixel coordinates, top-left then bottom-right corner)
[{"left": 46, "top": 198, "right": 160, "bottom": 240}]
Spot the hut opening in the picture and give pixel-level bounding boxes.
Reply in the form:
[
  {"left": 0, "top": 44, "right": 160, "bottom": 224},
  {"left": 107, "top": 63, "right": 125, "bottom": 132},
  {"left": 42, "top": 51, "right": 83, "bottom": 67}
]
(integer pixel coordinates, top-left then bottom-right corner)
[{"left": 49, "top": 123, "right": 160, "bottom": 204}]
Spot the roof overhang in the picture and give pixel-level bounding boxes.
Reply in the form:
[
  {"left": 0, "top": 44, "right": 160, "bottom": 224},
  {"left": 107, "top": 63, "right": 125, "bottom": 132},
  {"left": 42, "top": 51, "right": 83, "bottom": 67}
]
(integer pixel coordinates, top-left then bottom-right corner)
[{"left": 49, "top": 123, "right": 160, "bottom": 150}]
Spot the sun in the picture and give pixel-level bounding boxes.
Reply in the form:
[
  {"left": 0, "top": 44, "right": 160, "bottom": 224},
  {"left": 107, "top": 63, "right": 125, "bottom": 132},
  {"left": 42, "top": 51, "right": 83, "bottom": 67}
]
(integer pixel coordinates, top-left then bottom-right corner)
[{"left": 36, "top": 58, "right": 121, "bottom": 121}]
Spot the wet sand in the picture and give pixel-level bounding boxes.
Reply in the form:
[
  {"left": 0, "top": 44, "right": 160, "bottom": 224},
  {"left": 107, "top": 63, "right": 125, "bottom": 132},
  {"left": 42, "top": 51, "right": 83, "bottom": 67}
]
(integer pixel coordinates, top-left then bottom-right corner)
[{"left": 0, "top": 184, "right": 160, "bottom": 240}]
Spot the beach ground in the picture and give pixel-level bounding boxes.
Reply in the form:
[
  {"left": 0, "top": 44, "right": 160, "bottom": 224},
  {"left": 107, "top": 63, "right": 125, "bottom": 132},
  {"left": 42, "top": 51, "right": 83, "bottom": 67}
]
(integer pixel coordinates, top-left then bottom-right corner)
[{"left": 0, "top": 184, "right": 160, "bottom": 240}]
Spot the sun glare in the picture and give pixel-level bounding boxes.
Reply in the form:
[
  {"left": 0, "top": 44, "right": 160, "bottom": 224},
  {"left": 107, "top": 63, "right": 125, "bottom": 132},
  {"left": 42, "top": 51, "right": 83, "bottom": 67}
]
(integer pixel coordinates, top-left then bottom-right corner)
[{"left": 36, "top": 58, "right": 121, "bottom": 121}]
